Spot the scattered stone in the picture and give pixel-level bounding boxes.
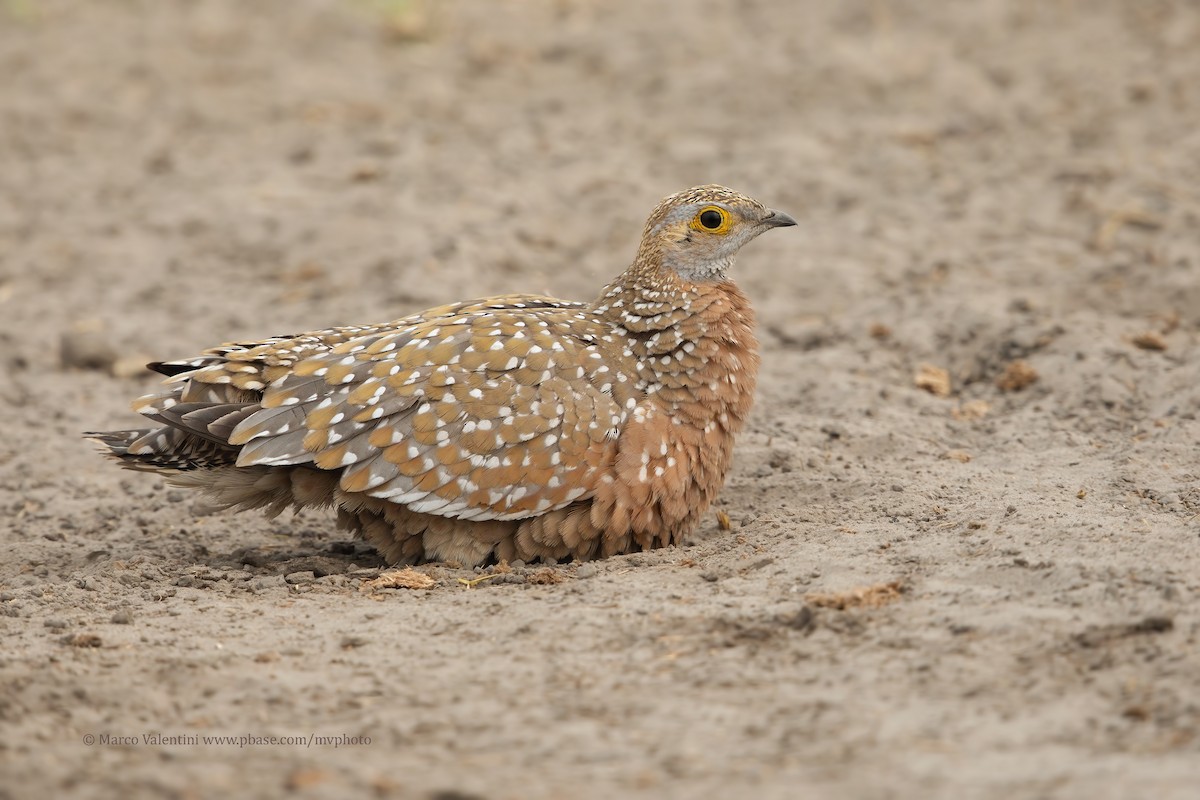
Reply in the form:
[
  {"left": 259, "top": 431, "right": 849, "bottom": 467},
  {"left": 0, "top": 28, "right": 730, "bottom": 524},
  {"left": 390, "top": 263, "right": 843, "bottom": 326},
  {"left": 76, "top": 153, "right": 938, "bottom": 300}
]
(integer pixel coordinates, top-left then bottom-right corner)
[
  {"left": 914, "top": 363, "right": 951, "bottom": 397},
  {"left": 281, "top": 557, "right": 347, "bottom": 578},
  {"left": 60, "top": 328, "right": 117, "bottom": 371},
  {"left": 806, "top": 581, "right": 905, "bottom": 610},
  {"left": 1122, "top": 705, "right": 1150, "bottom": 721},
  {"left": 284, "top": 571, "right": 316, "bottom": 585},
  {"left": 1131, "top": 330, "right": 1167, "bottom": 351},
  {"left": 820, "top": 424, "right": 845, "bottom": 440},
  {"left": 781, "top": 606, "right": 816, "bottom": 632},
  {"left": 110, "top": 355, "right": 152, "bottom": 379},
  {"left": 575, "top": 563, "right": 597, "bottom": 579},
  {"left": 1073, "top": 615, "right": 1174, "bottom": 648},
  {"left": 110, "top": 610, "right": 135, "bottom": 625},
  {"left": 284, "top": 769, "right": 329, "bottom": 791},
  {"left": 380, "top": 0, "right": 431, "bottom": 42},
  {"left": 44, "top": 618, "right": 69, "bottom": 629},
  {"left": 1131, "top": 616, "right": 1174, "bottom": 634},
  {"left": 951, "top": 400, "right": 991, "bottom": 421},
  {"left": 996, "top": 359, "right": 1039, "bottom": 391},
  {"left": 234, "top": 548, "right": 271, "bottom": 568},
  {"left": 527, "top": 568, "right": 566, "bottom": 585},
  {"left": 360, "top": 567, "right": 435, "bottom": 591},
  {"left": 768, "top": 449, "right": 793, "bottom": 471},
  {"left": 63, "top": 633, "right": 103, "bottom": 648}
]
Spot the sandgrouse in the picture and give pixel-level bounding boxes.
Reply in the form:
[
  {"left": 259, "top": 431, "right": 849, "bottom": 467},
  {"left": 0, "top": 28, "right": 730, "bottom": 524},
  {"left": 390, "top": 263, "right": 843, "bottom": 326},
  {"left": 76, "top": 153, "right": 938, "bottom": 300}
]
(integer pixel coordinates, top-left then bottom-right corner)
[{"left": 90, "top": 186, "right": 796, "bottom": 566}]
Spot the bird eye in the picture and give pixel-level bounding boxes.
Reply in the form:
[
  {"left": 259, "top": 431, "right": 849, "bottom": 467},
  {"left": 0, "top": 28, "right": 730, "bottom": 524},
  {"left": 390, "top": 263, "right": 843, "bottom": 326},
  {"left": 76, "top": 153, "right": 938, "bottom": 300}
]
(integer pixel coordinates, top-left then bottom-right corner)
[{"left": 693, "top": 206, "right": 730, "bottom": 233}]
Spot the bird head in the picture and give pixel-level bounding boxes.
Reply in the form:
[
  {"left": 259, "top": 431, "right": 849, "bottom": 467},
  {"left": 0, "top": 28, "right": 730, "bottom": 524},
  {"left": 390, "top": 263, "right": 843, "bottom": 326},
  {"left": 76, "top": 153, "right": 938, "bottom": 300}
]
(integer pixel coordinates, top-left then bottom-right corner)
[{"left": 638, "top": 185, "right": 796, "bottom": 282}]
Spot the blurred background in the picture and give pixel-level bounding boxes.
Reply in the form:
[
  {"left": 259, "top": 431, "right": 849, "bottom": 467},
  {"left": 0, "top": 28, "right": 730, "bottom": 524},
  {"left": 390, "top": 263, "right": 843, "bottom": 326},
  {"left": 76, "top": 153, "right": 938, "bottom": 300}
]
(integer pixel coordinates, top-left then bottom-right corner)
[
  {"left": 2, "top": 2, "right": 1198, "bottom": 798},
  {"left": 3, "top": 0, "right": 1196, "bottom": 359}
]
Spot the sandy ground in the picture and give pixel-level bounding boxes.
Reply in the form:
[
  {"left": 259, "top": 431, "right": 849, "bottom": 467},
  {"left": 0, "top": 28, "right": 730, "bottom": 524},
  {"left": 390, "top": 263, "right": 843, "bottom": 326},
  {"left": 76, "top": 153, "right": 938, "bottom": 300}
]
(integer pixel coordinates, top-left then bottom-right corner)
[{"left": 1, "top": 1, "right": 1198, "bottom": 797}]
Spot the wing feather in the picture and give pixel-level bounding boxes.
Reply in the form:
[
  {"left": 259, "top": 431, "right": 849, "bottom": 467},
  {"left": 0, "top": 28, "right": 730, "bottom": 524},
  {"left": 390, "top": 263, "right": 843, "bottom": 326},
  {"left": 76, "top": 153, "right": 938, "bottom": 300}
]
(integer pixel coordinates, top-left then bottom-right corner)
[
  {"left": 123, "top": 295, "right": 636, "bottom": 521},
  {"left": 228, "top": 301, "right": 632, "bottom": 521}
]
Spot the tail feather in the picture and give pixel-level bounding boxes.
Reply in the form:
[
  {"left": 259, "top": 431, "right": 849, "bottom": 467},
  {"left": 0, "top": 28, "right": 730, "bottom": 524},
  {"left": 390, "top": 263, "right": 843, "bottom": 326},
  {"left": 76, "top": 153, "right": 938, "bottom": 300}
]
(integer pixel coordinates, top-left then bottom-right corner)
[
  {"left": 85, "top": 428, "right": 239, "bottom": 472},
  {"left": 154, "top": 401, "right": 259, "bottom": 446},
  {"left": 147, "top": 358, "right": 221, "bottom": 377}
]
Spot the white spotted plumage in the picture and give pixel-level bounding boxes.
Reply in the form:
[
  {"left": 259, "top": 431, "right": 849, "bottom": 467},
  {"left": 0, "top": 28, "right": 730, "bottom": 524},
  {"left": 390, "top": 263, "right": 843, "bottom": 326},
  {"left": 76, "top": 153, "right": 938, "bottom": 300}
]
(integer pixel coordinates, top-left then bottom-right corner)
[{"left": 89, "top": 185, "right": 795, "bottom": 566}]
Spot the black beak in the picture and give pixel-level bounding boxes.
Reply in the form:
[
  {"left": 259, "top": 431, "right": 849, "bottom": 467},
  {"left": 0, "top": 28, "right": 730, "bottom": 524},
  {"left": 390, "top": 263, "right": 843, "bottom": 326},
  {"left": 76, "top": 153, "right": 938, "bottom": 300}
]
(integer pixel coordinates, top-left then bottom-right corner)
[{"left": 763, "top": 209, "right": 798, "bottom": 228}]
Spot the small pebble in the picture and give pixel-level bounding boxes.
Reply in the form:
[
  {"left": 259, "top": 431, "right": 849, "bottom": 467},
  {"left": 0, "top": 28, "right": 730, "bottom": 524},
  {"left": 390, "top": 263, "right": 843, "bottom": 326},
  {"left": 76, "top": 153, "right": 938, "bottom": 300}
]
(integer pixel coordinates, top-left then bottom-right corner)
[
  {"left": 575, "top": 563, "right": 597, "bottom": 579},
  {"left": 110, "top": 355, "right": 152, "bottom": 378},
  {"left": 60, "top": 330, "right": 118, "bottom": 371},
  {"left": 64, "top": 633, "right": 103, "bottom": 648},
  {"left": 284, "top": 571, "right": 315, "bottom": 585},
  {"left": 111, "top": 610, "right": 135, "bottom": 625}
]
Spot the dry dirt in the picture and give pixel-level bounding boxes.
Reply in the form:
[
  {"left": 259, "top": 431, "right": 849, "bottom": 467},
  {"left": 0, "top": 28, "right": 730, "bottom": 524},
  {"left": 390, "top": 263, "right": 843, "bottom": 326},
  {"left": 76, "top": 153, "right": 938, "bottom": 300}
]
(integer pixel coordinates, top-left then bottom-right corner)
[{"left": 2, "top": 1, "right": 1199, "bottom": 798}]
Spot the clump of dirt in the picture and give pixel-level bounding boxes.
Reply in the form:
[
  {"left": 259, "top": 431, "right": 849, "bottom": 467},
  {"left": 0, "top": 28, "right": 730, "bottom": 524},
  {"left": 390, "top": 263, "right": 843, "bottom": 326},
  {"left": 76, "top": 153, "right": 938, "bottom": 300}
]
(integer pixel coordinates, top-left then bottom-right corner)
[{"left": 806, "top": 581, "right": 905, "bottom": 610}]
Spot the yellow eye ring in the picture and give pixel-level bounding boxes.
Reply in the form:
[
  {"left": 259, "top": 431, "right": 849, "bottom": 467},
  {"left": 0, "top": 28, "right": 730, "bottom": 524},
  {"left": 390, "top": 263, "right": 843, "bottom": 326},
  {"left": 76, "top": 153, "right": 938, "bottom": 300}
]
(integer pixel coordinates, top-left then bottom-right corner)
[{"left": 690, "top": 205, "right": 732, "bottom": 235}]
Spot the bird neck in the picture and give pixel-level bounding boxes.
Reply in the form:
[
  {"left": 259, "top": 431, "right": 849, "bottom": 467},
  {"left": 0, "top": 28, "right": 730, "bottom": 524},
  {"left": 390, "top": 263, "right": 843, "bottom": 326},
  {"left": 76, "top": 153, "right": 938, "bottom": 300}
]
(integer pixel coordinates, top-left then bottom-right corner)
[{"left": 592, "top": 261, "right": 760, "bottom": 432}]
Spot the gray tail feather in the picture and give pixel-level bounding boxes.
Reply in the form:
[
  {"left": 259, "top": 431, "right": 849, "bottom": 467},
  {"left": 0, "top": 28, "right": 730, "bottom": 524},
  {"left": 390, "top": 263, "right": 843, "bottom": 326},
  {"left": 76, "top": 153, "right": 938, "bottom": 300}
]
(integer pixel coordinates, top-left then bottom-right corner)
[{"left": 84, "top": 428, "right": 239, "bottom": 472}]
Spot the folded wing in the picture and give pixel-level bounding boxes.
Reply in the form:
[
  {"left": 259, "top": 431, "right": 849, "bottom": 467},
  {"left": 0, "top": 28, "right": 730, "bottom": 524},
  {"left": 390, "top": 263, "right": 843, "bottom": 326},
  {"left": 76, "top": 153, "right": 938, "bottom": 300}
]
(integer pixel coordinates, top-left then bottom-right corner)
[{"left": 129, "top": 296, "right": 635, "bottom": 522}]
